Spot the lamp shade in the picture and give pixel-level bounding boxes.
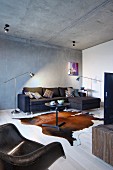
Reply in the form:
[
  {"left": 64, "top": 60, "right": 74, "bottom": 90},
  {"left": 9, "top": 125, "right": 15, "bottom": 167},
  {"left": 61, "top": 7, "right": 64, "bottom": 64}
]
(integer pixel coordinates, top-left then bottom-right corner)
[
  {"left": 29, "top": 72, "right": 35, "bottom": 77},
  {"left": 76, "top": 77, "right": 80, "bottom": 81}
]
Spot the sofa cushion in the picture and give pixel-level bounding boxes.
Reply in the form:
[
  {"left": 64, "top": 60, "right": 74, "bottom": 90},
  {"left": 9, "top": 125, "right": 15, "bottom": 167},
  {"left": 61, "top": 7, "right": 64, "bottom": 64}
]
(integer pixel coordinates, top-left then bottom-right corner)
[
  {"left": 65, "top": 88, "right": 75, "bottom": 97},
  {"left": 43, "top": 88, "right": 60, "bottom": 97},
  {"left": 23, "top": 87, "right": 43, "bottom": 96},
  {"left": 73, "top": 89, "right": 80, "bottom": 97},
  {"left": 58, "top": 87, "right": 67, "bottom": 97},
  {"left": 30, "top": 97, "right": 67, "bottom": 105},
  {"left": 68, "top": 96, "right": 100, "bottom": 104},
  {"left": 68, "top": 96, "right": 101, "bottom": 110},
  {"left": 43, "top": 89, "right": 54, "bottom": 98},
  {"left": 30, "top": 98, "right": 52, "bottom": 105}
]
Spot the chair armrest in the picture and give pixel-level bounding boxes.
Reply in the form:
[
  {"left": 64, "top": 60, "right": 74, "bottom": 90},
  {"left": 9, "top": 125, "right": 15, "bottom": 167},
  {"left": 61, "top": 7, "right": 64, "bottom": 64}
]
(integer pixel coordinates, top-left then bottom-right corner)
[
  {"left": 1, "top": 142, "right": 65, "bottom": 170},
  {"left": 18, "top": 94, "right": 30, "bottom": 112}
]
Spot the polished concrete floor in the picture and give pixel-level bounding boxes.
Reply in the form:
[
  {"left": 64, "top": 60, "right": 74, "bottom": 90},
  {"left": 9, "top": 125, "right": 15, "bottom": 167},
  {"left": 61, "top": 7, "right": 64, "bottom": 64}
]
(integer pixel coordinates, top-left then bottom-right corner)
[{"left": 0, "top": 107, "right": 113, "bottom": 170}]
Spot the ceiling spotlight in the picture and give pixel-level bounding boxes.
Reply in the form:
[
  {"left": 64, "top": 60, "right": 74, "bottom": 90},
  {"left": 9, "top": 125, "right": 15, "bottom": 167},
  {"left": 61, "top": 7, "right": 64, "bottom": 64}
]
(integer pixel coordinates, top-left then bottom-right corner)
[
  {"left": 72, "top": 41, "right": 75, "bottom": 47},
  {"left": 5, "top": 24, "right": 9, "bottom": 27},
  {"left": 4, "top": 28, "right": 9, "bottom": 33},
  {"left": 4, "top": 24, "right": 10, "bottom": 33}
]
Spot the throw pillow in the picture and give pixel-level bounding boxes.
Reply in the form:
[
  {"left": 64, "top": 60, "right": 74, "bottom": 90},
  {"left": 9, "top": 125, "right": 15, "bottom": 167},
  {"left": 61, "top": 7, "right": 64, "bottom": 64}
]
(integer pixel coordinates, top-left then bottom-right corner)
[
  {"left": 32, "top": 92, "right": 42, "bottom": 99},
  {"left": 25, "top": 92, "right": 34, "bottom": 99},
  {"left": 65, "top": 88, "right": 74, "bottom": 97},
  {"left": 74, "top": 89, "right": 80, "bottom": 97},
  {"left": 43, "top": 89, "right": 54, "bottom": 98}
]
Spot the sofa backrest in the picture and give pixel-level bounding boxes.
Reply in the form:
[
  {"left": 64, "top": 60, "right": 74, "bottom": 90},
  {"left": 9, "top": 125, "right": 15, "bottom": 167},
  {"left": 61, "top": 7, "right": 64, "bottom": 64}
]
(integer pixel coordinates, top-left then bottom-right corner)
[
  {"left": 22, "top": 87, "right": 43, "bottom": 96},
  {"left": 22, "top": 87, "right": 73, "bottom": 97},
  {"left": 58, "top": 87, "right": 68, "bottom": 97}
]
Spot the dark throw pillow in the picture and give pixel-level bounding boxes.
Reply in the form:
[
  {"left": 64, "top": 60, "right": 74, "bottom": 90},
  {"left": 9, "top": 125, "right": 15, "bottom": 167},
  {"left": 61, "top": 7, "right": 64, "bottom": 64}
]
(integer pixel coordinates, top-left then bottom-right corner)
[{"left": 74, "top": 89, "right": 80, "bottom": 97}]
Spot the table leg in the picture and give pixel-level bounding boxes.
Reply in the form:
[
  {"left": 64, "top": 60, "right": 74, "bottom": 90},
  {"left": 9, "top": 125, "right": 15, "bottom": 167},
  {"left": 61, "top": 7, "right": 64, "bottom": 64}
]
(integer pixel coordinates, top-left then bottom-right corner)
[
  {"left": 56, "top": 106, "right": 58, "bottom": 126},
  {"left": 42, "top": 106, "right": 65, "bottom": 130}
]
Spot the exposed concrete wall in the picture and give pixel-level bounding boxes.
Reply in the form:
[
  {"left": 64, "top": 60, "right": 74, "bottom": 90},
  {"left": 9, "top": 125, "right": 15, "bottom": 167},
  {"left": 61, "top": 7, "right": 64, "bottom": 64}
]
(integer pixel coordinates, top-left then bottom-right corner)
[{"left": 0, "top": 39, "right": 82, "bottom": 109}]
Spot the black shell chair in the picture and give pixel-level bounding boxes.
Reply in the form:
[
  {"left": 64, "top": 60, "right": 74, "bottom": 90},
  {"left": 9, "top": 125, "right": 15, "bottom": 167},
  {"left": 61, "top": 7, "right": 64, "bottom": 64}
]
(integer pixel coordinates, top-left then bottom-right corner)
[{"left": 0, "top": 123, "right": 66, "bottom": 170}]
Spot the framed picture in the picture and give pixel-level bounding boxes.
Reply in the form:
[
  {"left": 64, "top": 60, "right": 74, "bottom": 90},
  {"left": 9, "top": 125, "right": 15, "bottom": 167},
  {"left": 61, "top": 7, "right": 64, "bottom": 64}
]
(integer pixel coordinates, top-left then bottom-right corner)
[{"left": 68, "top": 62, "right": 78, "bottom": 76}]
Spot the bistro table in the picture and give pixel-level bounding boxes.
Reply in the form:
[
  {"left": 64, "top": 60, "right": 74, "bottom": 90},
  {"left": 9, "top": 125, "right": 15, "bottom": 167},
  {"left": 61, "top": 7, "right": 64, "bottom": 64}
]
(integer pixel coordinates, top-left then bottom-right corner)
[{"left": 42, "top": 102, "right": 70, "bottom": 130}]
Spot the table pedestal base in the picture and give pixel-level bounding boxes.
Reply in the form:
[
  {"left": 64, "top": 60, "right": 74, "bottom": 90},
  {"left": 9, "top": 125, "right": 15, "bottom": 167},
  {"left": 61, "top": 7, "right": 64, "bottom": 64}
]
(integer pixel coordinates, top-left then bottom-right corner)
[
  {"left": 42, "top": 103, "right": 69, "bottom": 130},
  {"left": 42, "top": 122, "right": 65, "bottom": 130}
]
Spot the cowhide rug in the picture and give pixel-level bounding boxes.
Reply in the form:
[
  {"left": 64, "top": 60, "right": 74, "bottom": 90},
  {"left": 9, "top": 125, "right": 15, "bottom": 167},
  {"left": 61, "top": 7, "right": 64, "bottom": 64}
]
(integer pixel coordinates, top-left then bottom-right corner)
[{"left": 20, "top": 111, "right": 103, "bottom": 145}]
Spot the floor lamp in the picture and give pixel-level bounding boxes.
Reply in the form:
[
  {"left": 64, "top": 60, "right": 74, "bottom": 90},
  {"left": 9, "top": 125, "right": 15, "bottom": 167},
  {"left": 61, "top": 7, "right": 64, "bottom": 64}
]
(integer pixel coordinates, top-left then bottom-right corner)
[
  {"left": 3, "top": 72, "right": 34, "bottom": 114},
  {"left": 76, "top": 76, "right": 101, "bottom": 96}
]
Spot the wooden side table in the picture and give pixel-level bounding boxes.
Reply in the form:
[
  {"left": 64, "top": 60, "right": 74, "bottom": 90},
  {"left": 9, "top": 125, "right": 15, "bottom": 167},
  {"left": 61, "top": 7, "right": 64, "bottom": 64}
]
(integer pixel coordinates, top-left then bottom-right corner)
[{"left": 92, "top": 124, "right": 113, "bottom": 166}]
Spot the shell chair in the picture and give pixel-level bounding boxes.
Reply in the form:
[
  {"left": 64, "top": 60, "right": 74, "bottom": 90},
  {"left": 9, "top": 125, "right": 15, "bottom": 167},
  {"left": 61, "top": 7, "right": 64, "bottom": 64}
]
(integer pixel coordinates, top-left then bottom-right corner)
[{"left": 0, "top": 123, "right": 66, "bottom": 170}]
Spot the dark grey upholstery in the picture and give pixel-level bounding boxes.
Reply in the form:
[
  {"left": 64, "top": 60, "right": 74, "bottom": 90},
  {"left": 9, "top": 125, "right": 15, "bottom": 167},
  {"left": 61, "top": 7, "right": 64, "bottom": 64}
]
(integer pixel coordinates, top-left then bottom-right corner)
[
  {"left": 22, "top": 87, "right": 43, "bottom": 96},
  {"left": 58, "top": 87, "right": 67, "bottom": 97},
  {"left": 18, "top": 87, "right": 69, "bottom": 113},
  {"left": 0, "top": 123, "right": 66, "bottom": 170},
  {"left": 18, "top": 87, "right": 100, "bottom": 113},
  {"left": 68, "top": 96, "right": 101, "bottom": 110}
]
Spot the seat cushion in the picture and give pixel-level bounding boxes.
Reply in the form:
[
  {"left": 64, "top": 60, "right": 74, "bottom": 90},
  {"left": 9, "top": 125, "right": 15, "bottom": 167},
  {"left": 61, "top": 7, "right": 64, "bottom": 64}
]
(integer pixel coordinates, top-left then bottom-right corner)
[
  {"left": 68, "top": 97, "right": 101, "bottom": 110},
  {"left": 30, "top": 97, "right": 67, "bottom": 105},
  {"left": 68, "top": 97, "right": 100, "bottom": 104}
]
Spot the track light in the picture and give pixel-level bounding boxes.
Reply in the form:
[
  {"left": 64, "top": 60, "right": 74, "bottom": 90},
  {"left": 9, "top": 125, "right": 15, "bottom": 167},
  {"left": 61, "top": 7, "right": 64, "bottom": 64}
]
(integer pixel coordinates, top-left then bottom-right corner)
[{"left": 4, "top": 24, "right": 10, "bottom": 33}]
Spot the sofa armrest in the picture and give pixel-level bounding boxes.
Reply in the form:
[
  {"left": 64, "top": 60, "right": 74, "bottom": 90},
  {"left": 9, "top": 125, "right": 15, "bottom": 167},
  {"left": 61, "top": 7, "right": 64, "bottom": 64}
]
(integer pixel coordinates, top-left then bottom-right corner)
[
  {"left": 18, "top": 94, "right": 30, "bottom": 112},
  {"left": 78, "top": 92, "right": 86, "bottom": 97}
]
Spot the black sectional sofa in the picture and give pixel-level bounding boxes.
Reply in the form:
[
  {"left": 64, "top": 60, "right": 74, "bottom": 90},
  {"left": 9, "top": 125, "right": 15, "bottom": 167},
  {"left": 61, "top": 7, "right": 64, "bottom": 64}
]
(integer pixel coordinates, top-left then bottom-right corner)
[
  {"left": 18, "top": 87, "right": 69, "bottom": 113},
  {"left": 18, "top": 87, "right": 101, "bottom": 113}
]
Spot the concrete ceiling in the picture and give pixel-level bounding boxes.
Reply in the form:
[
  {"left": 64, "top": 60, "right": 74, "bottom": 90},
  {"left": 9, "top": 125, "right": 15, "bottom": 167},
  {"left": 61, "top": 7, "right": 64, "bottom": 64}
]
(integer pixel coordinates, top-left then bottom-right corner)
[{"left": 0, "top": 0, "right": 113, "bottom": 50}]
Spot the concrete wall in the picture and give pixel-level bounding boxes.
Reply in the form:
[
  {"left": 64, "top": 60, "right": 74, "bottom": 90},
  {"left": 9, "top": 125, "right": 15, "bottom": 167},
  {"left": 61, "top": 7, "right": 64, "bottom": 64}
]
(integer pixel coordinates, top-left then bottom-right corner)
[
  {"left": 83, "top": 40, "right": 113, "bottom": 103},
  {"left": 0, "top": 38, "right": 82, "bottom": 109}
]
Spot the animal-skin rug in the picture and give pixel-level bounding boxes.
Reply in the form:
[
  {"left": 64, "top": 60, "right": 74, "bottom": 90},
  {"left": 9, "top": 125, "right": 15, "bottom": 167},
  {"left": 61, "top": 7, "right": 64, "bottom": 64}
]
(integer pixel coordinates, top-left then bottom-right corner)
[{"left": 20, "top": 111, "right": 103, "bottom": 145}]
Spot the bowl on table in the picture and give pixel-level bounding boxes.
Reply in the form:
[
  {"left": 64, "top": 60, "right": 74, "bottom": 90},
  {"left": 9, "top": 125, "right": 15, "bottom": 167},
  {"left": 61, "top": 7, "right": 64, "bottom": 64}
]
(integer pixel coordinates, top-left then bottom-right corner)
[
  {"left": 50, "top": 101, "right": 56, "bottom": 105},
  {"left": 57, "top": 100, "right": 64, "bottom": 105}
]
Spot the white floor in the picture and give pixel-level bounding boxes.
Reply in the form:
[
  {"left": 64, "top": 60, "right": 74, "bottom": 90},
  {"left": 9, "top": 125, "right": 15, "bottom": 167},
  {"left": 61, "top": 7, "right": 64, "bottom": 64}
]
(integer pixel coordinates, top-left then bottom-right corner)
[{"left": 0, "top": 108, "right": 113, "bottom": 170}]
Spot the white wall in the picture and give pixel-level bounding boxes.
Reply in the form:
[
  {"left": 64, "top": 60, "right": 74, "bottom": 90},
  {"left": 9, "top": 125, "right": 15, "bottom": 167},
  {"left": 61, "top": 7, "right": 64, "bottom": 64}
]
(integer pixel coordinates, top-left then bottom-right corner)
[{"left": 83, "top": 40, "right": 113, "bottom": 102}]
